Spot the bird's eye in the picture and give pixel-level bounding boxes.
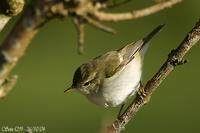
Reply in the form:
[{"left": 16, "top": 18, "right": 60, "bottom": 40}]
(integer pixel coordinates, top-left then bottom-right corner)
[{"left": 83, "top": 82, "right": 90, "bottom": 86}]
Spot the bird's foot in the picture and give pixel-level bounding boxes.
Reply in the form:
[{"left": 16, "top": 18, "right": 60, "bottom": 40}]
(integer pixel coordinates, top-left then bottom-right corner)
[
  {"left": 138, "top": 85, "right": 146, "bottom": 97},
  {"left": 137, "top": 84, "right": 150, "bottom": 104}
]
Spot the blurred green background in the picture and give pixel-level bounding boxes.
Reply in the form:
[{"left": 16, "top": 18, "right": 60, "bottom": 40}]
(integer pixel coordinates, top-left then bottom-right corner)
[{"left": 0, "top": 0, "right": 200, "bottom": 133}]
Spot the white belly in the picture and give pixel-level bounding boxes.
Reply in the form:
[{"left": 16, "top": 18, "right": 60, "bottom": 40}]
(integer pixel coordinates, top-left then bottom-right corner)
[{"left": 87, "top": 56, "right": 142, "bottom": 107}]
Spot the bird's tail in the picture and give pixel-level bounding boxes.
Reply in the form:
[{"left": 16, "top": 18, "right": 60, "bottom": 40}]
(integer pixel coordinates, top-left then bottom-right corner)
[
  {"left": 143, "top": 24, "right": 165, "bottom": 44},
  {"left": 119, "top": 24, "right": 165, "bottom": 63},
  {"left": 139, "top": 24, "right": 165, "bottom": 56}
]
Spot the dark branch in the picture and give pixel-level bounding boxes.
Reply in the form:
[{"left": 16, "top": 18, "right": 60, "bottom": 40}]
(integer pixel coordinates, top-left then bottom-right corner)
[{"left": 92, "top": 0, "right": 182, "bottom": 21}]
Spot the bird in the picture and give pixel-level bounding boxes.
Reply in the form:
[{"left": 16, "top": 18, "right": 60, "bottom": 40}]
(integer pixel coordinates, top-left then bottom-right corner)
[{"left": 65, "top": 25, "right": 164, "bottom": 110}]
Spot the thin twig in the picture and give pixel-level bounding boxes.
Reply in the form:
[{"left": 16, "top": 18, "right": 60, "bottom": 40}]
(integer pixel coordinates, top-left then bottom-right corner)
[
  {"left": 92, "top": 0, "right": 182, "bottom": 21},
  {"left": 105, "top": 19, "right": 200, "bottom": 133},
  {"left": 84, "top": 15, "right": 116, "bottom": 34},
  {"left": 72, "top": 18, "right": 85, "bottom": 54}
]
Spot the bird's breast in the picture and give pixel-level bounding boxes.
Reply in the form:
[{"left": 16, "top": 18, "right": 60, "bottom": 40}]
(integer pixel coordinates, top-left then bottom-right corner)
[{"left": 87, "top": 55, "right": 143, "bottom": 107}]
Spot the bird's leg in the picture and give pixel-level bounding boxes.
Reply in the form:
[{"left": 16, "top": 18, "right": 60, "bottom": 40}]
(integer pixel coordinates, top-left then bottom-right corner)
[
  {"left": 117, "top": 103, "right": 125, "bottom": 118},
  {"left": 117, "top": 82, "right": 149, "bottom": 118},
  {"left": 118, "top": 82, "right": 145, "bottom": 117}
]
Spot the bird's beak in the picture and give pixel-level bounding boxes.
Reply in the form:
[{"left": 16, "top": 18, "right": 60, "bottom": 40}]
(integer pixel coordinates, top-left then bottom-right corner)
[
  {"left": 64, "top": 86, "right": 75, "bottom": 93},
  {"left": 64, "top": 87, "right": 71, "bottom": 93}
]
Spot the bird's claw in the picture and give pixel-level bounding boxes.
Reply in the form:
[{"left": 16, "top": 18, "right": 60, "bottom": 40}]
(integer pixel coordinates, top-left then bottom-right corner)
[
  {"left": 137, "top": 84, "right": 150, "bottom": 104},
  {"left": 138, "top": 85, "right": 146, "bottom": 98}
]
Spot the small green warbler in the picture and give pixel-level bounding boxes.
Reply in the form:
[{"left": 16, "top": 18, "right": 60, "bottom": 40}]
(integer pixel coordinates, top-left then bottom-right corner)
[{"left": 65, "top": 25, "right": 164, "bottom": 108}]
